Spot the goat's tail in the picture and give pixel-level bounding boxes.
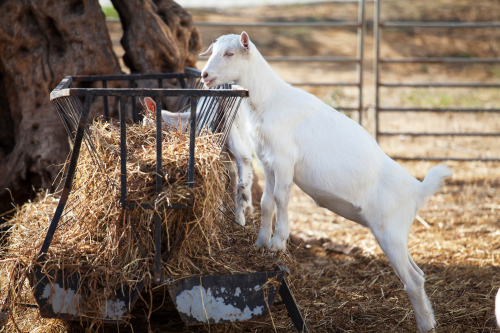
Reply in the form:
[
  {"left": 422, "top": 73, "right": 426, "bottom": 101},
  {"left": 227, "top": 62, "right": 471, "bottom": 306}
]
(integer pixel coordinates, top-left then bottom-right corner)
[{"left": 418, "top": 164, "right": 452, "bottom": 208}]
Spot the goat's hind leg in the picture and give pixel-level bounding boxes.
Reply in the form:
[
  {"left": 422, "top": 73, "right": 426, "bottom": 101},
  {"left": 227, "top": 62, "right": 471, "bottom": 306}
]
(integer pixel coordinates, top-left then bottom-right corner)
[{"left": 371, "top": 216, "right": 436, "bottom": 332}]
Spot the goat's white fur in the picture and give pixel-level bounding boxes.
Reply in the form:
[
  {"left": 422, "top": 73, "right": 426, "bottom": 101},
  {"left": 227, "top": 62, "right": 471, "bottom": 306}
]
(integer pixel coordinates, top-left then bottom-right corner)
[
  {"left": 200, "top": 32, "right": 453, "bottom": 332},
  {"left": 142, "top": 96, "right": 254, "bottom": 224},
  {"left": 496, "top": 288, "right": 500, "bottom": 327}
]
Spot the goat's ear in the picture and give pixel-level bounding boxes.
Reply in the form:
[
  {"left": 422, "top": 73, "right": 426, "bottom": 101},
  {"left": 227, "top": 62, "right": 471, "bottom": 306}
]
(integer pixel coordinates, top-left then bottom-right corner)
[
  {"left": 199, "top": 44, "right": 213, "bottom": 57},
  {"left": 240, "top": 31, "right": 250, "bottom": 51},
  {"left": 144, "top": 97, "right": 156, "bottom": 113}
]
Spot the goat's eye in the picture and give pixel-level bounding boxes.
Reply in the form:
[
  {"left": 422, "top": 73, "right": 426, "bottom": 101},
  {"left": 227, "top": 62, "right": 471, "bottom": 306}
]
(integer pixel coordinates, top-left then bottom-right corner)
[{"left": 225, "top": 52, "right": 234, "bottom": 57}]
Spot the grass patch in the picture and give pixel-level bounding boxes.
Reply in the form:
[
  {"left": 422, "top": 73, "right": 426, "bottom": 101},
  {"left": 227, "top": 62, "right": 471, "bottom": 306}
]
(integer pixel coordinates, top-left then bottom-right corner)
[{"left": 101, "top": 6, "right": 118, "bottom": 19}]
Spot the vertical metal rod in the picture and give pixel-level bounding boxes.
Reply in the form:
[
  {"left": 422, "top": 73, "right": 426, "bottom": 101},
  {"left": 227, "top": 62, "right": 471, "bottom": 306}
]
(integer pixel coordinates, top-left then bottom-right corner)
[
  {"left": 158, "top": 79, "right": 164, "bottom": 112},
  {"left": 154, "top": 212, "right": 161, "bottom": 282},
  {"left": 374, "top": 0, "right": 381, "bottom": 141},
  {"left": 188, "top": 96, "right": 198, "bottom": 189},
  {"left": 357, "top": 0, "right": 366, "bottom": 125},
  {"left": 279, "top": 279, "right": 307, "bottom": 333},
  {"left": 102, "top": 80, "right": 109, "bottom": 118},
  {"left": 38, "top": 92, "right": 94, "bottom": 261},
  {"left": 154, "top": 92, "right": 163, "bottom": 282},
  {"left": 120, "top": 97, "right": 127, "bottom": 209},
  {"left": 130, "top": 80, "right": 137, "bottom": 123},
  {"left": 179, "top": 77, "right": 186, "bottom": 89},
  {"left": 156, "top": 93, "right": 163, "bottom": 194}
]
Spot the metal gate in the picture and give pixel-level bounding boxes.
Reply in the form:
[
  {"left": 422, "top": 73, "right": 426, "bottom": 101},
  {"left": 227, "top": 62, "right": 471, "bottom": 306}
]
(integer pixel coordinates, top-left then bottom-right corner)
[
  {"left": 374, "top": 0, "right": 500, "bottom": 161},
  {"left": 196, "top": 0, "right": 367, "bottom": 124}
]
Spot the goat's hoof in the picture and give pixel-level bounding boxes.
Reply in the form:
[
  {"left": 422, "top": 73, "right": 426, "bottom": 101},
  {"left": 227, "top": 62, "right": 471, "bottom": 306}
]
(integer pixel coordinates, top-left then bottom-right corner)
[
  {"left": 254, "top": 238, "right": 268, "bottom": 248},
  {"left": 416, "top": 320, "right": 436, "bottom": 333},
  {"left": 250, "top": 244, "right": 266, "bottom": 253},
  {"left": 266, "top": 237, "right": 287, "bottom": 252},
  {"left": 236, "top": 212, "right": 246, "bottom": 226},
  {"left": 254, "top": 233, "right": 271, "bottom": 248}
]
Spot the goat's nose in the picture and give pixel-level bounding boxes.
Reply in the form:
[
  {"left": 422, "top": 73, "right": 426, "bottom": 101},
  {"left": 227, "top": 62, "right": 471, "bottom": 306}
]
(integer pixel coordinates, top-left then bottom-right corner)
[{"left": 202, "top": 72, "right": 208, "bottom": 79}]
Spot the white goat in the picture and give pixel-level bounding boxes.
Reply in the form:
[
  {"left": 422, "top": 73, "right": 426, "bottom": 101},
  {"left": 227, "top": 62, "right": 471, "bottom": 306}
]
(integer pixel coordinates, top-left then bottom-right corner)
[
  {"left": 142, "top": 97, "right": 190, "bottom": 127},
  {"left": 200, "top": 32, "right": 452, "bottom": 332},
  {"left": 141, "top": 96, "right": 254, "bottom": 225}
]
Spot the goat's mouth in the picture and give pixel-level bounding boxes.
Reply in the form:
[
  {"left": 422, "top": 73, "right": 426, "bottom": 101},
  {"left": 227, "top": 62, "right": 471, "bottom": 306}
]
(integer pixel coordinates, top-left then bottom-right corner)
[{"left": 202, "top": 77, "right": 217, "bottom": 87}]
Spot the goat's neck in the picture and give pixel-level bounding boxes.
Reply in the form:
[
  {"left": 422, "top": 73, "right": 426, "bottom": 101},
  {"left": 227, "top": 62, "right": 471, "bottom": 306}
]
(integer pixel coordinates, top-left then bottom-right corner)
[{"left": 237, "top": 52, "right": 289, "bottom": 115}]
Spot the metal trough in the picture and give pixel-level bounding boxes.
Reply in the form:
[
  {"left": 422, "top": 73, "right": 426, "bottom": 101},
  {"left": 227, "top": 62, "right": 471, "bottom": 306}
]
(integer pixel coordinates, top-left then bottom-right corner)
[
  {"left": 168, "top": 270, "right": 286, "bottom": 325},
  {"left": 29, "top": 266, "right": 143, "bottom": 322},
  {"left": 28, "top": 268, "right": 305, "bottom": 331}
]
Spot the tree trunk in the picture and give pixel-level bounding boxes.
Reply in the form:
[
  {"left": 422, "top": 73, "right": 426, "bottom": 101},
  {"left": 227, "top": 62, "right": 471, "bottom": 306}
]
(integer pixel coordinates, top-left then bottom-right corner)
[
  {"left": 111, "top": 0, "right": 202, "bottom": 74},
  {"left": 0, "top": 0, "right": 122, "bottom": 214}
]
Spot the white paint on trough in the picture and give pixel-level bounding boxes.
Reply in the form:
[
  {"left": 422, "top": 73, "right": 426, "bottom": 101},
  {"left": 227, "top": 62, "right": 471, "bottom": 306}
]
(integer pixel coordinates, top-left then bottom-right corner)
[
  {"left": 41, "top": 283, "right": 82, "bottom": 316},
  {"left": 175, "top": 285, "right": 264, "bottom": 323},
  {"left": 102, "top": 299, "right": 127, "bottom": 319}
]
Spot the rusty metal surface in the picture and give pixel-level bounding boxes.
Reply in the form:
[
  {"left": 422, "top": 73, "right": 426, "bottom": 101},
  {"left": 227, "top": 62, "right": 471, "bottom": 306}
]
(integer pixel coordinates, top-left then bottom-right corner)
[
  {"left": 28, "top": 267, "right": 143, "bottom": 322},
  {"left": 167, "top": 271, "right": 285, "bottom": 325}
]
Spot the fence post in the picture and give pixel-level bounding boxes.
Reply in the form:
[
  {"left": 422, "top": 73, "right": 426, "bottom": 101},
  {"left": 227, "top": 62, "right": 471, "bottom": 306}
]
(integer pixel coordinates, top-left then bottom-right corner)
[
  {"left": 374, "top": 0, "right": 381, "bottom": 142},
  {"left": 357, "top": 0, "right": 366, "bottom": 125}
]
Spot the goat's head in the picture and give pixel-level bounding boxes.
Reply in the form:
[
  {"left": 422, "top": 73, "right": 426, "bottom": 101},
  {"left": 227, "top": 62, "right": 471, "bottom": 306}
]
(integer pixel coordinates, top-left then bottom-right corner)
[{"left": 200, "top": 32, "right": 253, "bottom": 88}]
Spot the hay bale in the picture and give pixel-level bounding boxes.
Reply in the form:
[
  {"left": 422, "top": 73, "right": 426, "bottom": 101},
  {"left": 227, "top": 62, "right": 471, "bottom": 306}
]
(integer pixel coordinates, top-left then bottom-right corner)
[{"left": 0, "top": 118, "right": 290, "bottom": 330}]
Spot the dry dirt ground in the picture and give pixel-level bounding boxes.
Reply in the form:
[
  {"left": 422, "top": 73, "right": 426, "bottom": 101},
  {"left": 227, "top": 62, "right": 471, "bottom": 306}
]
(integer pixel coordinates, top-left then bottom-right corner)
[{"left": 1, "top": 1, "right": 499, "bottom": 332}]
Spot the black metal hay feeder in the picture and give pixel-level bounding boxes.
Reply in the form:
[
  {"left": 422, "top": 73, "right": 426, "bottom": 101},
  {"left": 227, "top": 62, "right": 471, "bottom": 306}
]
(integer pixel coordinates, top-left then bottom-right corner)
[{"left": 24, "top": 68, "right": 306, "bottom": 332}]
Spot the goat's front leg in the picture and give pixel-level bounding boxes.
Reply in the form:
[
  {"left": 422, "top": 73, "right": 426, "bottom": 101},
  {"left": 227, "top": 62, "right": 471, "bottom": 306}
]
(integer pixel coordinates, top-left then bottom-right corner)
[
  {"left": 266, "top": 165, "right": 293, "bottom": 252},
  {"left": 227, "top": 126, "right": 253, "bottom": 226},
  {"left": 255, "top": 167, "right": 275, "bottom": 247},
  {"left": 235, "top": 155, "right": 254, "bottom": 225}
]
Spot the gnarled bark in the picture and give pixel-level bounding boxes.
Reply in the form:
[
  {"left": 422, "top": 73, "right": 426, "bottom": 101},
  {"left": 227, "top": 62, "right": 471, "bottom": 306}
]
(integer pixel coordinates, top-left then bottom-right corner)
[
  {"left": 111, "top": 0, "right": 202, "bottom": 74},
  {"left": 0, "top": 0, "right": 121, "bottom": 214}
]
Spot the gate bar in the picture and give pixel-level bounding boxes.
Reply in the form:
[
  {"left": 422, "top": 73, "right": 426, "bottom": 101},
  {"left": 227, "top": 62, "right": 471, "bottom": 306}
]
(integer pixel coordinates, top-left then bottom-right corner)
[
  {"left": 374, "top": 0, "right": 500, "bottom": 161},
  {"left": 259, "top": 56, "right": 359, "bottom": 62},
  {"left": 380, "top": 57, "right": 500, "bottom": 63},
  {"left": 380, "top": 82, "right": 500, "bottom": 88},
  {"left": 380, "top": 132, "right": 500, "bottom": 137},
  {"left": 392, "top": 156, "right": 500, "bottom": 162},
  {"left": 196, "top": 21, "right": 360, "bottom": 27},
  {"left": 357, "top": 0, "right": 366, "bottom": 124},
  {"left": 380, "top": 107, "right": 500, "bottom": 112},
  {"left": 374, "top": 0, "right": 381, "bottom": 141},
  {"left": 288, "top": 82, "right": 359, "bottom": 87},
  {"left": 380, "top": 21, "right": 500, "bottom": 28}
]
